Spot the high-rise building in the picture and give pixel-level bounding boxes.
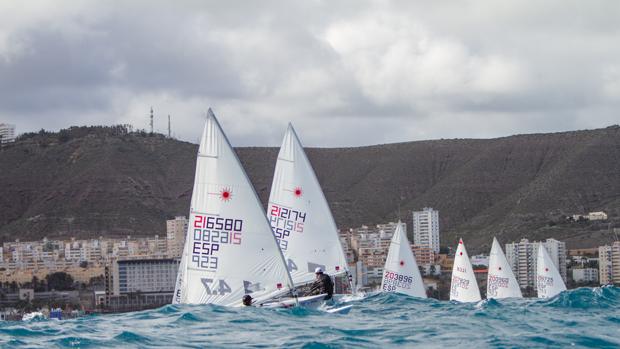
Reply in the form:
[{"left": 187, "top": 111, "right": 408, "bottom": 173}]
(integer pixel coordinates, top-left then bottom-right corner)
[
  {"left": 599, "top": 241, "right": 620, "bottom": 285},
  {"left": 599, "top": 245, "right": 613, "bottom": 285},
  {"left": 338, "top": 229, "right": 355, "bottom": 265},
  {"left": 613, "top": 242, "right": 620, "bottom": 284},
  {"left": 0, "top": 123, "right": 16, "bottom": 144},
  {"left": 505, "top": 238, "right": 567, "bottom": 289},
  {"left": 166, "top": 216, "right": 188, "bottom": 258},
  {"left": 412, "top": 207, "right": 440, "bottom": 253},
  {"left": 572, "top": 268, "right": 598, "bottom": 283}
]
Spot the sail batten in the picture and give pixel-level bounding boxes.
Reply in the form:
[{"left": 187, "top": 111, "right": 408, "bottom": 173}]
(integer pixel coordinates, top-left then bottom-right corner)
[
  {"left": 173, "top": 110, "right": 294, "bottom": 306},
  {"left": 450, "top": 238, "right": 482, "bottom": 302},
  {"left": 268, "top": 124, "right": 349, "bottom": 287},
  {"left": 487, "top": 237, "right": 522, "bottom": 299},
  {"left": 381, "top": 223, "right": 427, "bottom": 298}
]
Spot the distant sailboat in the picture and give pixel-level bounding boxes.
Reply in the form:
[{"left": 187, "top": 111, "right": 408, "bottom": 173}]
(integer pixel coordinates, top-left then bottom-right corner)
[
  {"left": 267, "top": 124, "right": 349, "bottom": 288},
  {"left": 536, "top": 244, "right": 567, "bottom": 299},
  {"left": 381, "top": 222, "right": 427, "bottom": 298},
  {"left": 487, "top": 237, "right": 522, "bottom": 299},
  {"left": 450, "top": 238, "right": 481, "bottom": 302},
  {"left": 173, "top": 109, "right": 295, "bottom": 306}
]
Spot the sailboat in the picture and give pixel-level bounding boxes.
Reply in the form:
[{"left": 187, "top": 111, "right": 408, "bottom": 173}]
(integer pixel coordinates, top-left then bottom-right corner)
[
  {"left": 173, "top": 109, "right": 296, "bottom": 307},
  {"left": 450, "top": 238, "right": 481, "bottom": 302},
  {"left": 536, "top": 244, "right": 567, "bottom": 299},
  {"left": 381, "top": 222, "right": 427, "bottom": 298},
  {"left": 487, "top": 237, "right": 522, "bottom": 299},
  {"left": 267, "top": 124, "right": 350, "bottom": 290}
]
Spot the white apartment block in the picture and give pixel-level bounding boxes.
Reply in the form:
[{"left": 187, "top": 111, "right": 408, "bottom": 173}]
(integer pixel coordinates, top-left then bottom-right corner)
[
  {"left": 111, "top": 258, "right": 180, "bottom": 295},
  {"left": 470, "top": 254, "right": 489, "bottom": 267},
  {"left": 588, "top": 212, "right": 607, "bottom": 221},
  {"left": 599, "top": 245, "right": 613, "bottom": 285},
  {"left": 166, "top": 216, "right": 188, "bottom": 258},
  {"left": 613, "top": 242, "right": 620, "bottom": 283},
  {"left": 598, "top": 241, "right": 620, "bottom": 285},
  {"left": 412, "top": 207, "right": 440, "bottom": 253},
  {"left": 572, "top": 268, "right": 599, "bottom": 283},
  {"left": 505, "top": 238, "right": 567, "bottom": 289},
  {"left": 0, "top": 123, "right": 15, "bottom": 144}
]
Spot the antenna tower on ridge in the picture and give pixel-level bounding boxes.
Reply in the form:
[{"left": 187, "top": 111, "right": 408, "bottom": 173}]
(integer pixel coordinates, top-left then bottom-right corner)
[
  {"left": 149, "top": 107, "right": 154, "bottom": 134},
  {"left": 168, "top": 115, "right": 171, "bottom": 138}
]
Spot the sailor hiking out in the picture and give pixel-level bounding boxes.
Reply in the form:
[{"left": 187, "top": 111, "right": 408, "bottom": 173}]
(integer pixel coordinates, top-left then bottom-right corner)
[{"left": 308, "top": 267, "right": 334, "bottom": 300}]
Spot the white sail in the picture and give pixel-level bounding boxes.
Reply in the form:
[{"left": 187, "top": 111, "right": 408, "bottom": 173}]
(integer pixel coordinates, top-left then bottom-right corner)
[
  {"left": 450, "top": 238, "right": 481, "bottom": 302},
  {"left": 267, "top": 124, "right": 349, "bottom": 286},
  {"left": 487, "top": 237, "right": 522, "bottom": 299},
  {"left": 381, "top": 222, "right": 427, "bottom": 298},
  {"left": 173, "top": 109, "right": 295, "bottom": 306},
  {"left": 536, "top": 244, "right": 567, "bottom": 299}
]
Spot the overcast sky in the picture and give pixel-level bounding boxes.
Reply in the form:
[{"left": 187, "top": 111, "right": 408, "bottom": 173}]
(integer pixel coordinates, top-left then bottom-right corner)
[{"left": 1, "top": 1, "right": 619, "bottom": 146}]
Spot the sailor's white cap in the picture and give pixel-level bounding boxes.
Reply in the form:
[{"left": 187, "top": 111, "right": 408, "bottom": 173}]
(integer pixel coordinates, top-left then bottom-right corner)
[{"left": 314, "top": 267, "right": 323, "bottom": 273}]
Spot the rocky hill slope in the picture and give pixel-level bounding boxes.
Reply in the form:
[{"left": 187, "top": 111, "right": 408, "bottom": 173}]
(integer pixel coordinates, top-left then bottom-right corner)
[{"left": 1, "top": 125, "right": 618, "bottom": 252}]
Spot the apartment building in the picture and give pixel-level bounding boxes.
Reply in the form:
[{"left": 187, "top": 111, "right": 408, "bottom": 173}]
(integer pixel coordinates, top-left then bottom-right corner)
[
  {"left": 412, "top": 208, "right": 440, "bottom": 253},
  {"left": 0, "top": 123, "right": 15, "bottom": 144},
  {"left": 166, "top": 216, "right": 188, "bottom": 258}
]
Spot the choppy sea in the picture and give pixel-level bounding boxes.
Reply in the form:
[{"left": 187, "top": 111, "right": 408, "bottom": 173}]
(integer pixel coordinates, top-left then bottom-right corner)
[{"left": 1, "top": 286, "right": 619, "bottom": 348}]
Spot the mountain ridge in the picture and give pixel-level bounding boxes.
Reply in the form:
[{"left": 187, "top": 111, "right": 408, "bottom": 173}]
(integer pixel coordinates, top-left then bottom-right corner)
[{"left": 1, "top": 125, "right": 618, "bottom": 253}]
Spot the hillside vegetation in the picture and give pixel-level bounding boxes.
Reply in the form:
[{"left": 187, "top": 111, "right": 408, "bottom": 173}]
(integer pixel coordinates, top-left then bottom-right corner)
[{"left": 1, "top": 125, "right": 618, "bottom": 252}]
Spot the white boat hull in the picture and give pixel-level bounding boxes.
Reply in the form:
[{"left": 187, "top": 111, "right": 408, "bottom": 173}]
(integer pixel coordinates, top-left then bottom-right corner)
[{"left": 259, "top": 294, "right": 327, "bottom": 308}]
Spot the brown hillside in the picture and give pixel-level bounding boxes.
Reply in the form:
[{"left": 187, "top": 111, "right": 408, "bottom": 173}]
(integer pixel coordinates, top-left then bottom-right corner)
[{"left": 0, "top": 125, "right": 618, "bottom": 252}]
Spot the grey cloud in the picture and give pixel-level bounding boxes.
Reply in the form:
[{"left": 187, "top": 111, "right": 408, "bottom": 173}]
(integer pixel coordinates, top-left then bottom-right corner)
[{"left": 0, "top": 0, "right": 618, "bottom": 146}]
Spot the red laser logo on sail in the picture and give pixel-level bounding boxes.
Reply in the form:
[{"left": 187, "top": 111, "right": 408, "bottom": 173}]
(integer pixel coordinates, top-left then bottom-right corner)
[
  {"left": 220, "top": 188, "right": 232, "bottom": 201},
  {"left": 294, "top": 187, "right": 302, "bottom": 197}
]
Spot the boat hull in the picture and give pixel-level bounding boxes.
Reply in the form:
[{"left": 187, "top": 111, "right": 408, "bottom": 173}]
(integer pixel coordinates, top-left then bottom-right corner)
[{"left": 259, "top": 294, "right": 327, "bottom": 309}]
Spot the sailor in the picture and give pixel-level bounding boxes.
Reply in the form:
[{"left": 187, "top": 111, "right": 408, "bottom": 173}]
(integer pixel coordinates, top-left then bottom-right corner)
[
  {"left": 242, "top": 294, "right": 253, "bottom": 306},
  {"left": 309, "top": 267, "right": 334, "bottom": 300}
]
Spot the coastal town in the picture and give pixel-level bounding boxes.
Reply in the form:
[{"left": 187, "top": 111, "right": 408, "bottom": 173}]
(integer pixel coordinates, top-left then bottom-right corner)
[
  {"left": 1, "top": 1, "right": 620, "bottom": 346},
  {"left": 0, "top": 203, "right": 616, "bottom": 318}
]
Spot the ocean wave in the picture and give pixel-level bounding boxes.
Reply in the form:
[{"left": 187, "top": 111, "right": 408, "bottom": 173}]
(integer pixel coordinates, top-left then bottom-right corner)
[{"left": 0, "top": 287, "right": 618, "bottom": 348}]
